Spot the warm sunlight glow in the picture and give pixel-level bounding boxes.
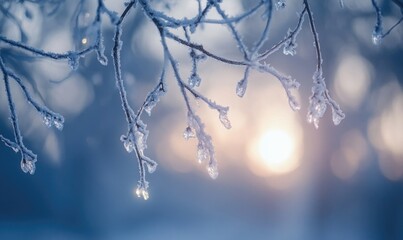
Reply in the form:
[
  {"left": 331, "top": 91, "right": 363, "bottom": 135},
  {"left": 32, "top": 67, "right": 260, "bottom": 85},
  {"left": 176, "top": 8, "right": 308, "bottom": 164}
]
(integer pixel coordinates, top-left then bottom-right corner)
[{"left": 258, "top": 129, "right": 297, "bottom": 174}]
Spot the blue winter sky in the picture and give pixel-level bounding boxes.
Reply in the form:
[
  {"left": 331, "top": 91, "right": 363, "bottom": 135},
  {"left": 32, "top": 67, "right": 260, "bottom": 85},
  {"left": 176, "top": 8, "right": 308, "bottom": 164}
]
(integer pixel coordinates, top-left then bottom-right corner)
[{"left": 0, "top": 0, "right": 402, "bottom": 239}]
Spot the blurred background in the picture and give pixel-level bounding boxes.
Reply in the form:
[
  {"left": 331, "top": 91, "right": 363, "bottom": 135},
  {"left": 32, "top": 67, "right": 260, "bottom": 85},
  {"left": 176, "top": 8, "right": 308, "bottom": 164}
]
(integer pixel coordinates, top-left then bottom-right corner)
[{"left": 0, "top": 0, "right": 403, "bottom": 239}]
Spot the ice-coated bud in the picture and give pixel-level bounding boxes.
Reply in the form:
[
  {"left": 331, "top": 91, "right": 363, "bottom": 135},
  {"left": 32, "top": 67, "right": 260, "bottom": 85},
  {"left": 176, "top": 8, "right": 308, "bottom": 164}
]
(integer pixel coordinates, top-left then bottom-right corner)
[
  {"left": 207, "top": 164, "right": 218, "bottom": 179},
  {"left": 183, "top": 126, "right": 195, "bottom": 140},
  {"left": 236, "top": 79, "right": 247, "bottom": 98},
  {"left": 21, "top": 158, "right": 36, "bottom": 175},
  {"left": 120, "top": 134, "right": 134, "bottom": 153},
  {"left": 275, "top": 0, "right": 286, "bottom": 10},
  {"left": 197, "top": 144, "right": 209, "bottom": 163},
  {"left": 67, "top": 52, "right": 79, "bottom": 70},
  {"left": 332, "top": 107, "right": 345, "bottom": 126},
  {"left": 188, "top": 73, "right": 201, "bottom": 88},
  {"left": 144, "top": 158, "right": 158, "bottom": 173},
  {"left": 135, "top": 187, "right": 149, "bottom": 200},
  {"left": 219, "top": 110, "right": 231, "bottom": 129}
]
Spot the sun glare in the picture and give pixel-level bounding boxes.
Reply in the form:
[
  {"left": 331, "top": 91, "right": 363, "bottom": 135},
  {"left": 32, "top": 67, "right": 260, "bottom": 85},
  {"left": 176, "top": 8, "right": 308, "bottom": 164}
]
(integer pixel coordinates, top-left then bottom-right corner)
[{"left": 258, "top": 129, "right": 298, "bottom": 174}]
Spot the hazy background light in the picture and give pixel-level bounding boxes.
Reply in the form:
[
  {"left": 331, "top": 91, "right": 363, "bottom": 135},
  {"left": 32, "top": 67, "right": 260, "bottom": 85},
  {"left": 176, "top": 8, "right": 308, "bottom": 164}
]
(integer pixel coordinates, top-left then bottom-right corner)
[
  {"left": 258, "top": 129, "right": 298, "bottom": 174},
  {"left": 333, "top": 52, "right": 372, "bottom": 110},
  {"left": 331, "top": 129, "right": 369, "bottom": 180},
  {"left": 368, "top": 81, "right": 403, "bottom": 180}
]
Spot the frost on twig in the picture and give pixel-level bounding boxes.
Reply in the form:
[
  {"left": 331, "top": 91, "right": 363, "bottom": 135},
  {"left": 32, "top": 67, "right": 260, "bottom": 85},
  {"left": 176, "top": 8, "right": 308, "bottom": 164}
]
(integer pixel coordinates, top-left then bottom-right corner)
[
  {"left": 304, "top": 0, "right": 344, "bottom": 128},
  {"left": 186, "top": 111, "right": 219, "bottom": 179},
  {"left": 370, "top": 0, "right": 403, "bottom": 45},
  {"left": 0, "top": 0, "right": 118, "bottom": 174},
  {"left": 0, "top": 56, "right": 38, "bottom": 174},
  {"left": 371, "top": 0, "right": 383, "bottom": 45},
  {"left": 307, "top": 69, "right": 345, "bottom": 128}
]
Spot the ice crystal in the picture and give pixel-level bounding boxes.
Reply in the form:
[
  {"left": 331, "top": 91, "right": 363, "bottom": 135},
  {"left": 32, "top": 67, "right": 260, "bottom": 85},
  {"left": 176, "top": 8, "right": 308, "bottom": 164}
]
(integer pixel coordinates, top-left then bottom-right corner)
[
  {"left": 183, "top": 126, "right": 195, "bottom": 140},
  {"left": 20, "top": 155, "right": 36, "bottom": 175},
  {"left": 42, "top": 113, "right": 64, "bottom": 130},
  {"left": 96, "top": 30, "right": 108, "bottom": 65},
  {"left": 189, "top": 23, "right": 197, "bottom": 33},
  {"left": 144, "top": 86, "right": 164, "bottom": 116},
  {"left": 134, "top": 128, "right": 147, "bottom": 154},
  {"left": 307, "top": 70, "right": 328, "bottom": 129},
  {"left": 331, "top": 105, "right": 345, "bottom": 125},
  {"left": 135, "top": 186, "right": 149, "bottom": 200},
  {"left": 67, "top": 52, "right": 79, "bottom": 70},
  {"left": 188, "top": 73, "right": 201, "bottom": 88},
  {"left": 135, "top": 180, "right": 150, "bottom": 200},
  {"left": 275, "top": 0, "right": 286, "bottom": 10},
  {"left": 236, "top": 78, "right": 247, "bottom": 98},
  {"left": 207, "top": 164, "right": 218, "bottom": 179},
  {"left": 145, "top": 159, "right": 157, "bottom": 174},
  {"left": 307, "top": 98, "right": 326, "bottom": 129},
  {"left": 43, "top": 115, "right": 51, "bottom": 127},
  {"left": 372, "top": 30, "right": 383, "bottom": 45},
  {"left": 121, "top": 134, "right": 135, "bottom": 153},
  {"left": 219, "top": 110, "right": 231, "bottom": 129},
  {"left": 97, "top": 53, "right": 108, "bottom": 65},
  {"left": 197, "top": 144, "right": 209, "bottom": 163},
  {"left": 283, "top": 41, "right": 297, "bottom": 56},
  {"left": 288, "top": 97, "right": 300, "bottom": 111}
]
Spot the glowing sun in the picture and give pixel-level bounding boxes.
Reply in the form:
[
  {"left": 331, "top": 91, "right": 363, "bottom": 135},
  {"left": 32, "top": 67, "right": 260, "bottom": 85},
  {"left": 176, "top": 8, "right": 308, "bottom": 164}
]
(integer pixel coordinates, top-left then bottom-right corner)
[{"left": 258, "top": 129, "right": 298, "bottom": 174}]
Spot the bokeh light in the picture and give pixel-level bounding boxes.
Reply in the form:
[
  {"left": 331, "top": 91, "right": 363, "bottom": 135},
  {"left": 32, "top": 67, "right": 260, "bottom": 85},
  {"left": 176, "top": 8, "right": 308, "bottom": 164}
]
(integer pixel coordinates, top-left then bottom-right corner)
[{"left": 258, "top": 129, "right": 297, "bottom": 174}]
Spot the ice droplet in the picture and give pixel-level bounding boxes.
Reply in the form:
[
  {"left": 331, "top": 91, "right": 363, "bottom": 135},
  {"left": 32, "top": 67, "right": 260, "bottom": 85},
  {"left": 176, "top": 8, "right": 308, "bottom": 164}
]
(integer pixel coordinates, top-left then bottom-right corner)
[
  {"left": 53, "top": 118, "right": 64, "bottom": 130},
  {"left": 11, "top": 146, "right": 19, "bottom": 153},
  {"left": 236, "top": 79, "right": 247, "bottom": 98},
  {"left": 144, "top": 158, "right": 157, "bottom": 173},
  {"left": 332, "top": 108, "right": 345, "bottom": 125},
  {"left": 189, "top": 23, "right": 196, "bottom": 33},
  {"left": 43, "top": 115, "right": 52, "bottom": 128},
  {"left": 197, "top": 144, "right": 209, "bottom": 163},
  {"left": 42, "top": 113, "right": 64, "bottom": 130},
  {"left": 188, "top": 73, "right": 201, "bottom": 88},
  {"left": 135, "top": 187, "right": 149, "bottom": 200},
  {"left": 219, "top": 110, "right": 231, "bottom": 129},
  {"left": 289, "top": 98, "right": 300, "bottom": 111},
  {"left": 21, "top": 158, "right": 36, "bottom": 175},
  {"left": 121, "top": 135, "right": 134, "bottom": 153},
  {"left": 124, "top": 140, "right": 134, "bottom": 153},
  {"left": 283, "top": 43, "right": 296, "bottom": 56},
  {"left": 314, "top": 101, "right": 327, "bottom": 118},
  {"left": 134, "top": 130, "right": 147, "bottom": 154},
  {"left": 97, "top": 51, "right": 108, "bottom": 66},
  {"left": 142, "top": 190, "right": 149, "bottom": 200},
  {"left": 183, "top": 126, "right": 195, "bottom": 140},
  {"left": 372, "top": 30, "right": 383, "bottom": 45},
  {"left": 207, "top": 164, "right": 218, "bottom": 179},
  {"left": 275, "top": 0, "right": 286, "bottom": 10},
  {"left": 144, "top": 87, "right": 164, "bottom": 116},
  {"left": 144, "top": 96, "right": 158, "bottom": 116},
  {"left": 307, "top": 113, "right": 320, "bottom": 129},
  {"left": 67, "top": 52, "right": 79, "bottom": 70}
]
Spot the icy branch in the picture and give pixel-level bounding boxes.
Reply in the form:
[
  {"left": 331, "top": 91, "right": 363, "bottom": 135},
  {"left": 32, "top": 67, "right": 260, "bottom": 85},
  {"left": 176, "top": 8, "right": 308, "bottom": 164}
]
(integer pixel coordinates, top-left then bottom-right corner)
[
  {"left": 304, "top": 0, "right": 344, "bottom": 128},
  {"left": 371, "top": 0, "right": 383, "bottom": 45},
  {"left": 7, "top": 0, "right": 400, "bottom": 198},
  {"left": 0, "top": 55, "right": 37, "bottom": 174}
]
